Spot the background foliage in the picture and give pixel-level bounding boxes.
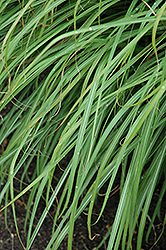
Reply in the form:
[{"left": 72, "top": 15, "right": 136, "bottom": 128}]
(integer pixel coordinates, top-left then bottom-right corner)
[{"left": 0, "top": 0, "right": 166, "bottom": 249}]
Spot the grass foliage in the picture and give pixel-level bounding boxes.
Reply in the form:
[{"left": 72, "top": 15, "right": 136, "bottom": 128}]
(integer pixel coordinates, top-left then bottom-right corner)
[{"left": 0, "top": 0, "right": 166, "bottom": 249}]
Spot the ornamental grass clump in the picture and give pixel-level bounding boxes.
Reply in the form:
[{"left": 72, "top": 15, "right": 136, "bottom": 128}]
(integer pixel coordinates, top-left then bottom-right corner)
[{"left": 0, "top": 0, "right": 166, "bottom": 249}]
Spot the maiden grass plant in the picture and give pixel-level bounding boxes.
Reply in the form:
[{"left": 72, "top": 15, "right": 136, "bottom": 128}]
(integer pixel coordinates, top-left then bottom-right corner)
[{"left": 0, "top": 0, "right": 166, "bottom": 249}]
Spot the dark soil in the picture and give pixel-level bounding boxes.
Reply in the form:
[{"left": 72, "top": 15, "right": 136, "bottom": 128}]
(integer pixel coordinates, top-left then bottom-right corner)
[
  {"left": 0, "top": 114, "right": 166, "bottom": 250},
  {"left": 0, "top": 160, "right": 166, "bottom": 250}
]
